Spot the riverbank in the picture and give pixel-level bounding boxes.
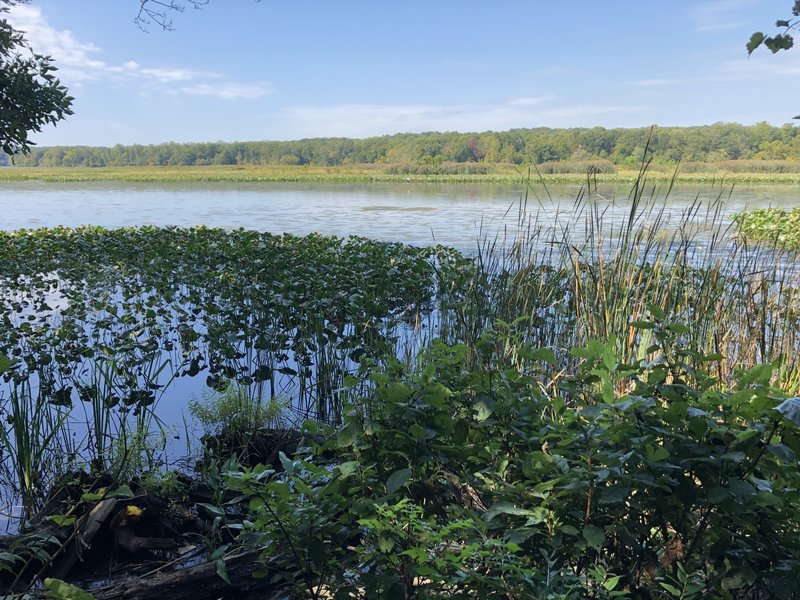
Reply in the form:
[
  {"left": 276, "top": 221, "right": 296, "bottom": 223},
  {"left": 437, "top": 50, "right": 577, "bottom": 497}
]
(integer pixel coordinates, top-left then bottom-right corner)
[{"left": 2, "top": 164, "right": 800, "bottom": 185}]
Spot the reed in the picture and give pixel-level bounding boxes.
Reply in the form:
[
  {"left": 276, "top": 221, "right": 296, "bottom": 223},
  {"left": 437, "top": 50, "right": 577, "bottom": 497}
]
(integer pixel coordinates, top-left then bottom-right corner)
[{"left": 433, "top": 165, "right": 800, "bottom": 393}]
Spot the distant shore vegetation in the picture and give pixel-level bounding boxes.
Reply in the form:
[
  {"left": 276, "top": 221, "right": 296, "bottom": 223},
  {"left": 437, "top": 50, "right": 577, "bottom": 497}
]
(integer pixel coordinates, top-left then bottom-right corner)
[
  {"left": 4, "top": 122, "right": 800, "bottom": 174},
  {"left": 3, "top": 163, "right": 800, "bottom": 185}
]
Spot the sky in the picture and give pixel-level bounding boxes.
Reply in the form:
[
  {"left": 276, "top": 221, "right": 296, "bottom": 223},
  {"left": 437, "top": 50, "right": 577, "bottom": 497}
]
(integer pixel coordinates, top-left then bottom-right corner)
[{"left": 6, "top": 0, "right": 800, "bottom": 146}]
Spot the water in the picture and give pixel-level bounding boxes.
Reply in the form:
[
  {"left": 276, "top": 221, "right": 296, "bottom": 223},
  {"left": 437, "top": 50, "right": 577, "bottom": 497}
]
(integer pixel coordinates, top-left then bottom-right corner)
[
  {"left": 1, "top": 180, "right": 798, "bottom": 253},
  {"left": 1, "top": 179, "right": 799, "bottom": 529}
]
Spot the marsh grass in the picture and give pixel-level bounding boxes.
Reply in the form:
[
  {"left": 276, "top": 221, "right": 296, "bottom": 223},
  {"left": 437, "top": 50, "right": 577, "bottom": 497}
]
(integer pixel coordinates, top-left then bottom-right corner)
[
  {"left": 433, "top": 165, "right": 800, "bottom": 393},
  {"left": 2, "top": 164, "right": 800, "bottom": 184}
]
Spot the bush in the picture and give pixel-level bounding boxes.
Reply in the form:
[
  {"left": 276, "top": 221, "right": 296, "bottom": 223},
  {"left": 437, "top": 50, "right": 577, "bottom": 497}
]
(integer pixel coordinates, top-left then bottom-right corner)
[
  {"left": 226, "top": 319, "right": 800, "bottom": 598},
  {"left": 536, "top": 159, "right": 617, "bottom": 174}
]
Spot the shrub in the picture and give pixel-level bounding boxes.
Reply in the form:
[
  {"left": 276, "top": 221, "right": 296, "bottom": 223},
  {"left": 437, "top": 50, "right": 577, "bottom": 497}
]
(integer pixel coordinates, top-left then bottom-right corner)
[{"left": 226, "top": 319, "right": 800, "bottom": 598}]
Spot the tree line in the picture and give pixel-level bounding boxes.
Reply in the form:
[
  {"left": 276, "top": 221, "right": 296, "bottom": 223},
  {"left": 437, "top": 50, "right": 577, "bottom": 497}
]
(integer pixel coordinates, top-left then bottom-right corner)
[{"left": 4, "top": 122, "right": 800, "bottom": 168}]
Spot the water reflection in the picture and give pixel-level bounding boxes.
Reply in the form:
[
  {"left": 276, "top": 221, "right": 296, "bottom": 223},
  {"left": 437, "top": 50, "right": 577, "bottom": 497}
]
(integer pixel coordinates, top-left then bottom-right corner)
[{"left": 1, "top": 181, "right": 798, "bottom": 253}]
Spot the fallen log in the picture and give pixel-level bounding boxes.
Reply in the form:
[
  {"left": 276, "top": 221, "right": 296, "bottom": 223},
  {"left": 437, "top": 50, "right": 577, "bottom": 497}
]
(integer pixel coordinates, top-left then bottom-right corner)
[
  {"left": 47, "top": 498, "right": 118, "bottom": 580},
  {"left": 92, "top": 548, "right": 277, "bottom": 600}
]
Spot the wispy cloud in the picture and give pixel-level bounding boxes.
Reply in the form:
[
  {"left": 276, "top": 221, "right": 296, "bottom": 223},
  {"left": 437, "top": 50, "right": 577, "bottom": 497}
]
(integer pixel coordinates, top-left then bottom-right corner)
[
  {"left": 717, "top": 53, "right": 800, "bottom": 80},
  {"left": 632, "top": 78, "right": 692, "bottom": 87},
  {"left": 6, "top": 5, "right": 272, "bottom": 99},
  {"left": 176, "top": 82, "right": 274, "bottom": 100},
  {"left": 280, "top": 98, "right": 646, "bottom": 138},
  {"left": 688, "top": 0, "right": 752, "bottom": 32}
]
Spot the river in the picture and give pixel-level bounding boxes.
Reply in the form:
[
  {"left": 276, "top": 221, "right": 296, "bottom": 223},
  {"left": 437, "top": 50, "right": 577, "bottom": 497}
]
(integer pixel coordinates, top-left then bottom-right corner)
[{"left": 1, "top": 180, "right": 798, "bottom": 253}]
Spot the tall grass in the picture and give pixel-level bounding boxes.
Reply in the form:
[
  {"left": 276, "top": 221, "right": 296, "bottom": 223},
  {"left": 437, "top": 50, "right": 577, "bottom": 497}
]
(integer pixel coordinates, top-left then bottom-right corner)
[{"left": 432, "top": 166, "right": 800, "bottom": 392}]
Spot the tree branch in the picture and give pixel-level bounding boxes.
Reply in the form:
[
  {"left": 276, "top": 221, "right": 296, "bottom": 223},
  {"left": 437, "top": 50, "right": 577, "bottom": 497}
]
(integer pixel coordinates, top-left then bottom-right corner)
[{"left": 135, "top": 0, "right": 210, "bottom": 32}]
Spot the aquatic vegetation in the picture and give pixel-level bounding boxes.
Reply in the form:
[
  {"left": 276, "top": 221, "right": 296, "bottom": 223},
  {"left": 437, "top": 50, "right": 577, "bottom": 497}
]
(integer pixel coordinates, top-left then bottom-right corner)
[
  {"left": 2, "top": 164, "right": 800, "bottom": 185},
  {"left": 431, "top": 177, "right": 800, "bottom": 397},
  {"left": 0, "top": 227, "right": 438, "bottom": 508},
  {"left": 734, "top": 206, "right": 800, "bottom": 249},
  {"left": 2, "top": 167, "right": 800, "bottom": 595}
]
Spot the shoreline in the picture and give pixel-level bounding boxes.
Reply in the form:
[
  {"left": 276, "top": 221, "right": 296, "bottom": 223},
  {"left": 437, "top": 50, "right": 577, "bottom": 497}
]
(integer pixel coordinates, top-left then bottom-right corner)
[{"left": 2, "top": 165, "right": 800, "bottom": 185}]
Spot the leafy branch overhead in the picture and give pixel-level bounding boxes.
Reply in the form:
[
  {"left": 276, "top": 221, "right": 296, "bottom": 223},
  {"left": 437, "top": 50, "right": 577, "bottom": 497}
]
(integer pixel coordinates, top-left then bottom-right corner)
[
  {"left": 0, "top": 0, "right": 73, "bottom": 156},
  {"left": 747, "top": 0, "right": 800, "bottom": 55}
]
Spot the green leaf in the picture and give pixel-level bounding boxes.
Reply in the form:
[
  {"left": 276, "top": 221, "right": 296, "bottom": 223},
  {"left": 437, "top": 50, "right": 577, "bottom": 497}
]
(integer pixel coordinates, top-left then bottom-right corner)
[
  {"left": 666, "top": 323, "right": 689, "bottom": 334},
  {"left": 278, "top": 451, "right": 294, "bottom": 473},
  {"left": 216, "top": 558, "right": 231, "bottom": 584},
  {"left": 603, "top": 575, "right": 623, "bottom": 591},
  {"left": 747, "top": 31, "right": 765, "bottom": 55},
  {"left": 386, "top": 468, "right": 411, "bottom": 494},
  {"left": 766, "top": 443, "right": 796, "bottom": 462},
  {"left": 484, "top": 501, "right": 533, "bottom": 522},
  {"left": 475, "top": 399, "right": 493, "bottom": 422},
  {"left": 722, "top": 573, "right": 747, "bottom": 590},
  {"left": 648, "top": 304, "right": 665, "bottom": 321},
  {"left": 43, "top": 578, "right": 97, "bottom": 600},
  {"left": 582, "top": 524, "right": 605, "bottom": 548},
  {"left": 337, "top": 420, "right": 360, "bottom": 447},
  {"left": 197, "top": 503, "right": 225, "bottom": 518},
  {"left": 531, "top": 348, "right": 557, "bottom": 364},
  {"left": 336, "top": 460, "right": 360, "bottom": 476},
  {"left": 107, "top": 484, "right": 134, "bottom": 498},
  {"left": 0, "top": 353, "right": 12, "bottom": 374},
  {"left": 765, "top": 33, "right": 794, "bottom": 53},
  {"left": 0, "top": 552, "right": 21, "bottom": 564},
  {"left": 775, "top": 397, "right": 800, "bottom": 425},
  {"left": 47, "top": 515, "right": 77, "bottom": 527}
]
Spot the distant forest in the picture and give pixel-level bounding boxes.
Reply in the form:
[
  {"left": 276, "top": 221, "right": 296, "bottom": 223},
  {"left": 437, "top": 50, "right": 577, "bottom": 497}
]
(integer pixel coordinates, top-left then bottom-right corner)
[{"left": 3, "top": 122, "right": 800, "bottom": 169}]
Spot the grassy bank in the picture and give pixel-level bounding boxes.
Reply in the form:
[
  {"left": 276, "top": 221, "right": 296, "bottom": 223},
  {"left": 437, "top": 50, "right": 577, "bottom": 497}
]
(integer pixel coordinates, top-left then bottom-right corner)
[{"left": 3, "top": 164, "right": 800, "bottom": 184}]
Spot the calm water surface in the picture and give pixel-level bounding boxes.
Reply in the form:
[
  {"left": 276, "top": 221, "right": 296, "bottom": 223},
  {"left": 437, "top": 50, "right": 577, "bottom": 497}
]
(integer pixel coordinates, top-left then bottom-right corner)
[{"left": 1, "top": 180, "right": 798, "bottom": 252}]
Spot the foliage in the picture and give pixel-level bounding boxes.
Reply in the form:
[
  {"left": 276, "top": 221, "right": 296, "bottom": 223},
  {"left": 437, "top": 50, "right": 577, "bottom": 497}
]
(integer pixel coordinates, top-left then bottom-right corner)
[
  {"left": 734, "top": 207, "right": 800, "bottom": 249},
  {"left": 747, "top": 1, "right": 800, "bottom": 56},
  {"left": 43, "top": 577, "right": 96, "bottom": 599},
  {"left": 189, "top": 379, "right": 289, "bottom": 435},
  {"left": 7, "top": 122, "right": 800, "bottom": 168},
  {"left": 0, "top": 0, "right": 73, "bottom": 156},
  {"left": 225, "top": 323, "right": 800, "bottom": 598},
  {"left": 0, "top": 227, "right": 440, "bottom": 501}
]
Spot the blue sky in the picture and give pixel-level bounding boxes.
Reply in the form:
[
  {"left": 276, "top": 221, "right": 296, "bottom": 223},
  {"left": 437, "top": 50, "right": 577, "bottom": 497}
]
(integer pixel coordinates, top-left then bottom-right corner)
[{"left": 7, "top": 0, "right": 800, "bottom": 146}]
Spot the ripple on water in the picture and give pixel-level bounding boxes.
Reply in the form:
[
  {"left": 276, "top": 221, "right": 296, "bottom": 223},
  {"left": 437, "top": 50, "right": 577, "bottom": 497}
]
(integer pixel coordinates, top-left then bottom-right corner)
[{"left": 361, "top": 206, "right": 438, "bottom": 212}]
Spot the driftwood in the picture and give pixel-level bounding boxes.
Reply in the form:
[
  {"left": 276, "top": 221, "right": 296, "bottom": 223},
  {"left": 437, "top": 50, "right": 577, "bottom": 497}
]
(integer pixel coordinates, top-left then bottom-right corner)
[
  {"left": 47, "top": 498, "right": 118, "bottom": 580},
  {"left": 92, "top": 548, "right": 277, "bottom": 600}
]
